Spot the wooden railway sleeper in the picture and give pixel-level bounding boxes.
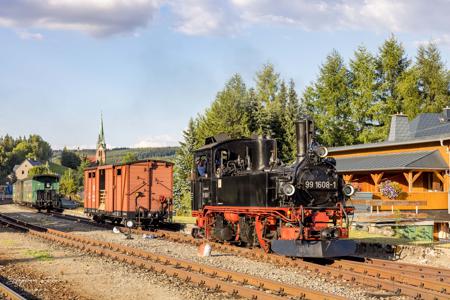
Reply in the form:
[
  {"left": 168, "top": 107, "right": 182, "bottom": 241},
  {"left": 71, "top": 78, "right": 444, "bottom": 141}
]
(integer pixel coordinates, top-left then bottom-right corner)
[{"left": 22, "top": 233, "right": 298, "bottom": 299}]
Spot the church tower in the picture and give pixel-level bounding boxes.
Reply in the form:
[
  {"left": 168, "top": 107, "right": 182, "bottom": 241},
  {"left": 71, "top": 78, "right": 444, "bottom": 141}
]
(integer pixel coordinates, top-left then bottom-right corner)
[{"left": 96, "top": 115, "right": 106, "bottom": 165}]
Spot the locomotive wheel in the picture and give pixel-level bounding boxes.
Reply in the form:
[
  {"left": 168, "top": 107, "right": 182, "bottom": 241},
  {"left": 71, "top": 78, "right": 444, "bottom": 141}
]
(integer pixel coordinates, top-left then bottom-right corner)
[{"left": 254, "top": 217, "right": 270, "bottom": 252}]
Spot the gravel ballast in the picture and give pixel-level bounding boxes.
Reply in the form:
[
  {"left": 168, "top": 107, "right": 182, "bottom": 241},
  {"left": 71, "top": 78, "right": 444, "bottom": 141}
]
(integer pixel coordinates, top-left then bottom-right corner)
[{"left": 1, "top": 204, "right": 414, "bottom": 299}]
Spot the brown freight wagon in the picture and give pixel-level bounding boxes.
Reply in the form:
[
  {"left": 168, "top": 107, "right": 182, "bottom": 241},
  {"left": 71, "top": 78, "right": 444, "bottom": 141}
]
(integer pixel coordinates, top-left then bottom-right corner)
[{"left": 84, "top": 160, "right": 173, "bottom": 227}]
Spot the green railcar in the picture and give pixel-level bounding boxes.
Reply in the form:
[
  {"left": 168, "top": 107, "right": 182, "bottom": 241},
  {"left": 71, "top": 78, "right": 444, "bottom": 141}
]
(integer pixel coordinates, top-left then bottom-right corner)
[{"left": 13, "top": 174, "right": 62, "bottom": 211}]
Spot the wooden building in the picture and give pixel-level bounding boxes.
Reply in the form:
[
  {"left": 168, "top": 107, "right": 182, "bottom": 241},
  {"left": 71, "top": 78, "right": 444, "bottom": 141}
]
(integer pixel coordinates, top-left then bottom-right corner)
[{"left": 330, "top": 108, "right": 450, "bottom": 216}]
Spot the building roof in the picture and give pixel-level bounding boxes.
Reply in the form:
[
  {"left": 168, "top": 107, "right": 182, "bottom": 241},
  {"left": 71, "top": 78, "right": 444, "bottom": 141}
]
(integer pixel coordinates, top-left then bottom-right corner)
[
  {"left": 26, "top": 159, "right": 42, "bottom": 166},
  {"left": 330, "top": 108, "right": 450, "bottom": 153},
  {"left": 335, "top": 150, "right": 448, "bottom": 172},
  {"left": 330, "top": 134, "right": 450, "bottom": 153}
]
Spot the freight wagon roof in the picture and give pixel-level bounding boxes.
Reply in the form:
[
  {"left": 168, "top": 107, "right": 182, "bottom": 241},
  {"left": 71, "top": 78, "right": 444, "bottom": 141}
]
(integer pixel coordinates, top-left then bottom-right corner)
[{"left": 84, "top": 159, "right": 173, "bottom": 170}]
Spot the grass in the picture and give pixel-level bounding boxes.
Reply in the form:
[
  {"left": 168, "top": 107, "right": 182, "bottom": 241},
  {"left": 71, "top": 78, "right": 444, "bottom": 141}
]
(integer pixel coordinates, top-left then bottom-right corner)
[
  {"left": 2, "top": 239, "right": 16, "bottom": 246},
  {"left": 25, "top": 249, "right": 53, "bottom": 261},
  {"left": 349, "top": 229, "right": 433, "bottom": 245},
  {"left": 173, "top": 216, "right": 196, "bottom": 224}
]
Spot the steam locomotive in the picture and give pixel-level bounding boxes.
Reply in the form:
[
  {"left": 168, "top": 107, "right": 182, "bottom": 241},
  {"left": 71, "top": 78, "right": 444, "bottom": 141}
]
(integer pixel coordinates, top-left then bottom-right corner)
[{"left": 191, "top": 119, "right": 356, "bottom": 257}]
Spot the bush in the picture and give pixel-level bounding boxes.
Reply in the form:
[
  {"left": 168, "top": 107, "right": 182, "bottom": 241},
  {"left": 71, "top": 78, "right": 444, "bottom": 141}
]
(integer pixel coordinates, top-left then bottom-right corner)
[
  {"left": 28, "top": 165, "right": 51, "bottom": 177},
  {"left": 60, "top": 169, "right": 78, "bottom": 196}
]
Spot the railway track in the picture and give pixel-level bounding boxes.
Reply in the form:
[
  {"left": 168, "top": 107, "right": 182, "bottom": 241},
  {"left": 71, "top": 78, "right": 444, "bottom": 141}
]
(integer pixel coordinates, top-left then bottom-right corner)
[
  {"left": 0, "top": 213, "right": 340, "bottom": 300},
  {"left": 0, "top": 281, "right": 27, "bottom": 300},
  {"left": 8, "top": 208, "right": 450, "bottom": 299}
]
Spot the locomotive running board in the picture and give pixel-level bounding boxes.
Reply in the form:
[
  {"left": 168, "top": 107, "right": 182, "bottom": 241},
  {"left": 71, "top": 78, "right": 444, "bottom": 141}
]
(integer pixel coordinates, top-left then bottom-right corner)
[{"left": 270, "top": 239, "right": 356, "bottom": 258}]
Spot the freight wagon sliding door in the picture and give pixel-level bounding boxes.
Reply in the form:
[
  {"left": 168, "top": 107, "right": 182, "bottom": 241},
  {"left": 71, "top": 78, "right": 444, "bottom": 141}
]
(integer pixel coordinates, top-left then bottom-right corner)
[
  {"left": 114, "top": 166, "right": 126, "bottom": 215},
  {"left": 151, "top": 162, "right": 173, "bottom": 213},
  {"left": 104, "top": 167, "right": 114, "bottom": 213},
  {"left": 84, "top": 170, "right": 97, "bottom": 210},
  {"left": 129, "top": 163, "right": 151, "bottom": 213}
]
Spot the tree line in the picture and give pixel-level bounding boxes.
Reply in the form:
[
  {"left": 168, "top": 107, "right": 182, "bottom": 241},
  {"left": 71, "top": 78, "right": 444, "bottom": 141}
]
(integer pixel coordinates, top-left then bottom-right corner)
[
  {"left": 173, "top": 35, "right": 450, "bottom": 215},
  {"left": 0, "top": 134, "right": 52, "bottom": 184}
]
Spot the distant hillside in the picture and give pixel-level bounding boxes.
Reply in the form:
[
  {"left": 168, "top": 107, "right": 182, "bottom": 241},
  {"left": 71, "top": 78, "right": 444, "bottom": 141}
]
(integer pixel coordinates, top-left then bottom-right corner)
[{"left": 52, "top": 146, "right": 178, "bottom": 164}]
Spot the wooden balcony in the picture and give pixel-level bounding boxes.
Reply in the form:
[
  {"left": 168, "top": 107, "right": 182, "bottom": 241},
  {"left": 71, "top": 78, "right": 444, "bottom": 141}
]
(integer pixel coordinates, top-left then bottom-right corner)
[{"left": 350, "top": 191, "right": 448, "bottom": 212}]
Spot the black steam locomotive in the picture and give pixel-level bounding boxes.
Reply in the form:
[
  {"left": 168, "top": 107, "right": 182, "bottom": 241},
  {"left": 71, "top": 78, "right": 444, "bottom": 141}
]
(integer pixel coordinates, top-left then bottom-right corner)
[{"left": 191, "top": 119, "right": 355, "bottom": 257}]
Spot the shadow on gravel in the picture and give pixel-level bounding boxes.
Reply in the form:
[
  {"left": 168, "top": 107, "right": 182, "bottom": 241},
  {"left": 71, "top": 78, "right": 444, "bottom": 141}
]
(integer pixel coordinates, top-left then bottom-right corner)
[
  {"left": 1, "top": 212, "right": 110, "bottom": 233},
  {"left": 0, "top": 276, "right": 38, "bottom": 300}
]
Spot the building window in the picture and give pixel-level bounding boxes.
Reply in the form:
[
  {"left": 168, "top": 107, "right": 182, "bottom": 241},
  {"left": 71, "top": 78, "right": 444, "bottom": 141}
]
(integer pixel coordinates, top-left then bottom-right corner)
[
  {"left": 424, "top": 172, "right": 443, "bottom": 191},
  {"left": 117, "top": 169, "right": 122, "bottom": 176},
  {"left": 22, "top": 170, "right": 25, "bottom": 174}
]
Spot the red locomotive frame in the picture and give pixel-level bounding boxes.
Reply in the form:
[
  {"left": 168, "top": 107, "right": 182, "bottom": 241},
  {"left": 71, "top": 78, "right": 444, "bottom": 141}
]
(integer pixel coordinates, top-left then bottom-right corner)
[{"left": 193, "top": 204, "right": 354, "bottom": 253}]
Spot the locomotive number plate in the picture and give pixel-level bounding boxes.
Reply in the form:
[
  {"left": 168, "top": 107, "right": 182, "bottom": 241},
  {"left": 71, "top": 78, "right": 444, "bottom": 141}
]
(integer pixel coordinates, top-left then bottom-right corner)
[{"left": 304, "top": 180, "right": 337, "bottom": 189}]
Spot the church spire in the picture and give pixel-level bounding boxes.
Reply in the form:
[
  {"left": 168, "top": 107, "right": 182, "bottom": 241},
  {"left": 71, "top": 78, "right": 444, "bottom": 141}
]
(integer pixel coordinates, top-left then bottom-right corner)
[
  {"left": 97, "top": 113, "right": 106, "bottom": 149},
  {"left": 96, "top": 113, "right": 106, "bottom": 165}
]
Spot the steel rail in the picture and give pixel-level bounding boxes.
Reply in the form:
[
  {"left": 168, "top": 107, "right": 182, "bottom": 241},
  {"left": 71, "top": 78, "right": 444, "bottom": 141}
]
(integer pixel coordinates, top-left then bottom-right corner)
[
  {"left": 7, "top": 210, "right": 450, "bottom": 299},
  {"left": 46, "top": 229, "right": 342, "bottom": 300},
  {"left": 0, "top": 213, "right": 340, "bottom": 300},
  {"left": 0, "top": 282, "right": 27, "bottom": 300},
  {"left": 329, "top": 259, "right": 450, "bottom": 293},
  {"left": 133, "top": 228, "right": 450, "bottom": 300},
  {"left": 364, "top": 257, "right": 450, "bottom": 277}
]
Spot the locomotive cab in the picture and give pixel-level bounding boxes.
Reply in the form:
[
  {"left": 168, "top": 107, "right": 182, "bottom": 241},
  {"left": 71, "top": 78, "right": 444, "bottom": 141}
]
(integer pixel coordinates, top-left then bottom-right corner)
[{"left": 192, "top": 135, "right": 278, "bottom": 211}]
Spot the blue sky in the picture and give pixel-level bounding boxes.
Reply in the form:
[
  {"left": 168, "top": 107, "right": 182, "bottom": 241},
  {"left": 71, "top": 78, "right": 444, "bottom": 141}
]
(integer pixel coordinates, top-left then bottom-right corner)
[{"left": 0, "top": 0, "right": 449, "bottom": 149}]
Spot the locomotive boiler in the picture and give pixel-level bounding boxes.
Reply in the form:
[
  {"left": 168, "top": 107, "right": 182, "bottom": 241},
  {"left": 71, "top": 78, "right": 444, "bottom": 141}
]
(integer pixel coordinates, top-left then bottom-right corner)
[{"left": 191, "top": 119, "right": 356, "bottom": 257}]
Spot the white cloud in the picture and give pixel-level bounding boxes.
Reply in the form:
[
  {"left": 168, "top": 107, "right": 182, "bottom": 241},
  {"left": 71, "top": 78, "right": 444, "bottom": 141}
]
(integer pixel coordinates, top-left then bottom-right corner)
[
  {"left": 415, "top": 34, "right": 450, "bottom": 49},
  {"left": 0, "top": 0, "right": 162, "bottom": 37},
  {"left": 168, "top": 0, "right": 242, "bottom": 36},
  {"left": 0, "top": 0, "right": 449, "bottom": 41},
  {"left": 230, "top": 0, "right": 449, "bottom": 34},
  {"left": 133, "top": 134, "right": 179, "bottom": 147},
  {"left": 17, "top": 30, "right": 43, "bottom": 40}
]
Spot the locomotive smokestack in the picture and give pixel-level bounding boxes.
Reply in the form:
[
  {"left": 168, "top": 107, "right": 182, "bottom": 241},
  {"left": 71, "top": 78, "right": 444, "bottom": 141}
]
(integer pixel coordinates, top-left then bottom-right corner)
[
  {"left": 296, "top": 120, "right": 307, "bottom": 163},
  {"left": 296, "top": 119, "right": 314, "bottom": 163}
]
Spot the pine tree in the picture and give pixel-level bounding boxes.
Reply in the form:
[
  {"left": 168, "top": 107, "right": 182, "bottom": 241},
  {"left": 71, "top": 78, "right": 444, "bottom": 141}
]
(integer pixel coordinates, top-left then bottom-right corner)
[
  {"left": 272, "top": 80, "right": 288, "bottom": 160},
  {"left": 195, "top": 74, "right": 249, "bottom": 144},
  {"left": 416, "top": 43, "right": 450, "bottom": 112},
  {"left": 303, "top": 50, "right": 354, "bottom": 146},
  {"left": 173, "top": 118, "right": 198, "bottom": 215},
  {"left": 349, "top": 46, "right": 380, "bottom": 143},
  {"left": 397, "top": 67, "right": 421, "bottom": 118},
  {"left": 375, "top": 35, "right": 410, "bottom": 137},
  {"left": 244, "top": 88, "right": 262, "bottom": 134},
  {"left": 254, "top": 63, "right": 280, "bottom": 135},
  {"left": 283, "top": 79, "right": 300, "bottom": 162}
]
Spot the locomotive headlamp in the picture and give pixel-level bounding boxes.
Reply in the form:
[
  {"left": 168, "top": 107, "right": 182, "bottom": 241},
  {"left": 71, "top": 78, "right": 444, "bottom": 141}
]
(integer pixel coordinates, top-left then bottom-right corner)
[
  {"left": 342, "top": 184, "right": 355, "bottom": 197},
  {"left": 315, "top": 146, "right": 328, "bottom": 158},
  {"left": 126, "top": 220, "right": 135, "bottom": 228},
  {"left": 281, "top": 183, "right": 296, "bottom": 196}
]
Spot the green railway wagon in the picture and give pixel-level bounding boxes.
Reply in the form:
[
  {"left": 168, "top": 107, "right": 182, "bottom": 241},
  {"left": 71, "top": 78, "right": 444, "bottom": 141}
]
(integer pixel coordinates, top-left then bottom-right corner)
[{"left": 13, "top": 174, "right": 62, "bottom": 211}]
